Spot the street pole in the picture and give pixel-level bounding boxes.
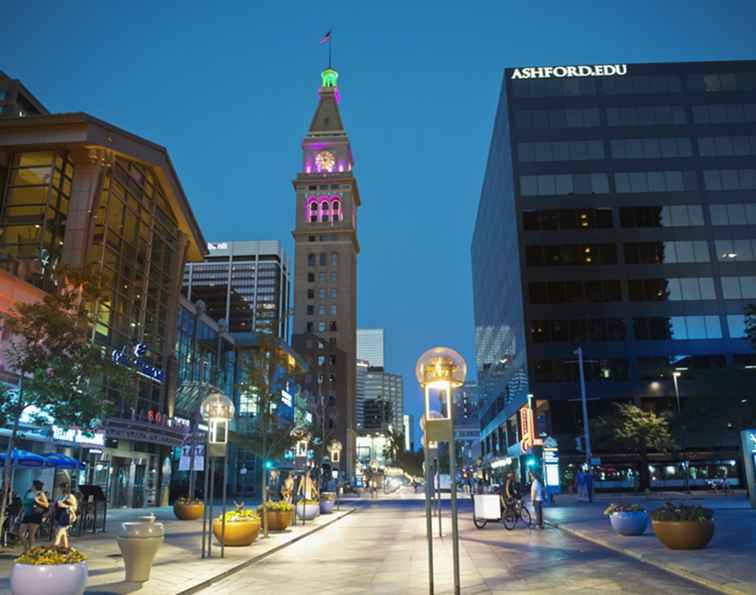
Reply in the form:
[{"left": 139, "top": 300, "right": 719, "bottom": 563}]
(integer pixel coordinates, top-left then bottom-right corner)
[
  {"left": 435, "top": 456, "right": 442, "bottom": 538},
  {"left": 448, "top": 385, "right": 461, "bottom": 595},
  {"left": 575, "top": 347, "right": 593, "bottom": 503},
  {"left": 424, "top": 436, "right": 434, "bottom": 595},
  {"left": 672, "top": 372, "right": 690, "bottom": 492},
  {"left": 201, "top": 440, "right": 209, "bottom": 558}
]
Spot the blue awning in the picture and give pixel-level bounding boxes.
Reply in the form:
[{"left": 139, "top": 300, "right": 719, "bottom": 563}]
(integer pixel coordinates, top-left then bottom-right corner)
[{"left": 0, "top": 449, "right": 47, "bottom": 468}]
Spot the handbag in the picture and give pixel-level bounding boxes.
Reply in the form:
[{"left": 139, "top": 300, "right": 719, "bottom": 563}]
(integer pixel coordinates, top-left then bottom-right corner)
[{"left": 55, "top": 506, "right": 72, "bottom": 527}]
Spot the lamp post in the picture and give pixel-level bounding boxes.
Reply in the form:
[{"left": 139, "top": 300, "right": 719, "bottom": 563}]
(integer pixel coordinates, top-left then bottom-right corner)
[
  {"left": 200, "top": 391, "right": 234, "bottom": 560},
  {"left": 291, "top": 427, "right": 311, "bottom": 526},
  {"left": 672, "top": 371, "right": 690, "bottom": 492},
  {"left": 416, "top": 347, "right": 466, "bottom": 595},
  {"left": 574, "top": 346, "right": 593, "bottom": 503}
]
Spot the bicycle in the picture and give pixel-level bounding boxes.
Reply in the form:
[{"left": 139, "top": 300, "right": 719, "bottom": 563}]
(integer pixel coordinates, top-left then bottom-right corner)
[{"left": 502, "top": 497, "right": 531, "bottom": 531}]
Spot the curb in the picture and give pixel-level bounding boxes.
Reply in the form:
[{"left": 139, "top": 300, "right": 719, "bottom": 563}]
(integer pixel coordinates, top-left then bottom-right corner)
[
  {"left": 177, "top": 508, "right": 356, "bottom": 594},
  {"left": 547, "top": 520, "right": 752, "bottom": 595}
]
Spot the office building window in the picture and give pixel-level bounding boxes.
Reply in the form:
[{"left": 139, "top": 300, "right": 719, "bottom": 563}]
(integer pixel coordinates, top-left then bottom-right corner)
[
  {"left": 710, "top": 203, "right": 756, "bottom": 225},
  {"left": 319, "top": 253, "right": 327, "bottom": 266},
  {"left": 330, "top": 304, "right": 337, "bottom": 315},
  {"left": 319, "top": 288, "right": 326, "bottom": 299},
  {"left": 512, "top": 77, "right": 597, "bottom": 98},
  {"left": 620, "top": 204, "right": 704, "bottom": 227},
  {"left": 526, "top": 243, "right": 617, "bottom": 266},
  {"left": 603, "top": 74, "right": 682, "bottom": 95},
  {"left": 308, "top": 254, "right": 315, "bottom": 266},
  {"left": 615, "top": 170, "right": 697, "bottom": 193},
  {"left": 624, "top": 241, "right": 709, "bottom": 264},
  {"left": 715, "top": 239, "right": 756, "bottom": 261},
  {"left": 514, "top": 108, "right": 600, "bottom": 129},
  {"left": 517, "top": 140, "right": 604, "bottom": 162},
  {"left": 727, "top": 315, "right": 747, "bottom": 338},
  {"left": 523, "top": 208, "right": 612, "bottom": 231},
  {"left": 721, "top": 276, "right": 756, "bottom": 299},
  {"left": 530, "top": 318, "right": 625, "bottom": 343},
  {"left": 628, "top": 277, "right": 715, "bottom": 301},
  {"left": 306, "top": 305, "right": 314, "bottom": 315},
  {"left": 687, "top": 72, "right": 756, "bottom": 93},
  {"left": 318, "top": 304, "right": 325, "bottom": 315},
  {"left": 318, "top": 322, "right": 326, "bottom": 332},
  {"left": 306, "top": 322, "right": 313, "bottom": 332},
  {"left": 633, "top": 316, "right": 721, "bottom": 340},
  {"left": 606, "top": 105, "right": 687, "bottom": 126},
  {"left": 329, "top": 288, "right": 337, "bottom": 299},
  {"left": 520, "top": 173, "right": 609, "bottom": 196},
  {"left": 693, "top": 103, "right": 756, "bottom": 124},
  {"left": 698, "top": 136, "right": 756, "bottom": 157},
  {"left": 637, "top": 355, "right": 725, "bottom": 379},
  {"left": 528, "top": 280, "right": 622, "bottom": 304},
  {"left": 319, "top": 271, "right": 326, "bottom": 282},
  {"left": 534, "top": 358, "right": 628, "bottom": 382},
  {"left": 307, "top": 273, "right": 314, "bottom": 282},
  {"left": 703, "top": 169, "right": 756, "bottom": 191},
  {"left": 610, "top": 137, "right": 692, "bottom": 159},
  {"left": 330, "top": 271, "right": 337, "bottom": 282},
  {"left": 331, "top": 252, "right": 338, "bottom": 266}
]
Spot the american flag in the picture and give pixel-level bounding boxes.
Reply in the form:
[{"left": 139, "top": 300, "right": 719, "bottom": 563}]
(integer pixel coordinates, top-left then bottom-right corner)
[{"left": 320, "top": 30, "right": 332, "bottom": 45}]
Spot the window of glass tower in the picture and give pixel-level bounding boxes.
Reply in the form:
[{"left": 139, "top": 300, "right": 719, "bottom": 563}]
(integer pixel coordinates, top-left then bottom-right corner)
[
  {"left": 88, "top": 158, "right": 178, "bottom": 412},
  {"left": 0, "top": 151, "right": 73, "bottom": 286}
]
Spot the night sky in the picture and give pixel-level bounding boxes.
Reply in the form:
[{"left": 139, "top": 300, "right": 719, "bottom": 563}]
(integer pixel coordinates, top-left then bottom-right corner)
[{"left": 2, "top": 0, "right": 755, "bottom": 439}]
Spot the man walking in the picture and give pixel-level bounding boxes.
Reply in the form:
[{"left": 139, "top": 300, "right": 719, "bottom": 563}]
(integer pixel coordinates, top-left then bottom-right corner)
[{"left": 529, "top": 471, "right": 544, "bottom": 529}]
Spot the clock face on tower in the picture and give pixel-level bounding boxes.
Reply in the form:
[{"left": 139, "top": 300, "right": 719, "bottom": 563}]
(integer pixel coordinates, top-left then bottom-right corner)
[{"left": 315, "top": 150, "right": 336, "bottom": 173}]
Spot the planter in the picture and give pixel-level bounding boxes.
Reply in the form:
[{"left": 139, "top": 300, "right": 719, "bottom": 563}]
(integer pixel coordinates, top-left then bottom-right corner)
[
  {"left": 652, "top": 520, "right": 715, "bottom": 550},
  {"left": 263, "top": 510, "right": 292, "bottom": 532},
  {"left": 10, "top": 562, "right": 88, "bottom": 595},
  {"left": 609, "top": 511, "right": 648, "bottom": 536},
  {"left": 212, "top": 518, "right": 260, "bottom": 546},
  {"left": 320, "top": 492, "right": 336, "bottom": 514},
  {"left": 117, "top": 515, "right": 165, "bottom": 582},
  {"left": 296, "top": 501, "right": 319, "bottom": 521},
  {"left": 173, "top": 501, "right": 204, "bottom": 521}
]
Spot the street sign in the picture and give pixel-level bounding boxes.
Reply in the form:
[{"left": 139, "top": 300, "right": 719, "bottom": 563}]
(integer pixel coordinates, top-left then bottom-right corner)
[{"left": 591, "top": 457, "right": 602, "bottom": 466}]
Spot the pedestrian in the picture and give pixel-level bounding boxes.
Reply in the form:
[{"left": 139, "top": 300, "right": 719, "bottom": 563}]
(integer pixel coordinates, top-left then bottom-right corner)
[
  {"left": 529, "top": 471, "right": 544, "bottom": 529},
  {"left": 53, "top": 481, "right": 77, "bottom": 548},
  {"left": 19, "top": 480, "right": 48, "bottom": 551}
]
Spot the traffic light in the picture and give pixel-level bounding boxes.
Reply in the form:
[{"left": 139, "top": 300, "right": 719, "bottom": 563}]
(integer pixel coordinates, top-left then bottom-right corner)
[{"left": 265, "top": 460, "right": 274, "bottom": 470}]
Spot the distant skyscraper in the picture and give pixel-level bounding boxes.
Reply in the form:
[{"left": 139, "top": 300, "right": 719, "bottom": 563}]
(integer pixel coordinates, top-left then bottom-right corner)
[
  {"left": 355, "top": 358, "right": 369, "bottom": 431},
  {"left": 183, "top": 240, "right": 290, "bottom": 339},
  {"left": 403, "top": 414, "right": 414, "bottom": 451},
  {"left": 357, "top": 328, "right": 384, "bottom": 367},
  {"left": 363, "top": 368, "right": 403, "bottom": 433}
]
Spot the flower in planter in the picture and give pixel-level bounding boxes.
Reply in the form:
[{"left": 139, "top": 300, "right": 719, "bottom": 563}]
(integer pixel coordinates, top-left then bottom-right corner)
[
  {"left": 258, "top": 500, "right": 294, "bottom": 513},
  {"left": 603, "top": 503, "right": 646, "bottom": 516},
  {"left": 218, "top": 501, "right": 260, "bottom": 523},
  {"left": 16, "top": 546, "right": 86, "bottom": 566},
  {"left": 297, "top": 498, "right": 319, "bottom": 505},
  {"left": 175, "top": 496, "right": 203, "bottom": 504},
  {"left": 650, "top": 502, "right": 713, "bottom": 522}
]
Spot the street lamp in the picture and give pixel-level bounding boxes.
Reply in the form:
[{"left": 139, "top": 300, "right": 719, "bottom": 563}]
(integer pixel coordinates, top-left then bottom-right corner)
[
  {"left": 672, "top": 371, "right": 682, "bottom": 412},
  {"left": 416, "top": 346, "right": 466, "bottom": 595},
  {"left": 200, "top": 391, "right": 234, "bottom": 559},
  {"left": 671, "top": 371, "right": 689, "bottom": 491}
]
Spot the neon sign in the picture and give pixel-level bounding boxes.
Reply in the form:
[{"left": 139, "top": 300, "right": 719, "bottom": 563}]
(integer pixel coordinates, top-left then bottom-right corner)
[
  {"left": 112, "top": 343, "right": 165, "bottom": 383},
  {"left": 511, "top": 64, "right": 628, "bottom": 80}
]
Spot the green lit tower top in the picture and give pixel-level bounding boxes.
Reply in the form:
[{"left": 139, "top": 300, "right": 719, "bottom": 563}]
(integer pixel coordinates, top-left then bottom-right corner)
[{"left": 321, "top": 68, "right": 338, "bottom": 88}]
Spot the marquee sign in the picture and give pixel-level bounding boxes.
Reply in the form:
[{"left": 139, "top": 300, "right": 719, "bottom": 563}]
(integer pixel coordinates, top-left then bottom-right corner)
[
  {"left": 111, "top": 343, "right": 165, "bottom": 383},
  {"left": 511, "top": 64, "right": 628, "bottom": 80}
]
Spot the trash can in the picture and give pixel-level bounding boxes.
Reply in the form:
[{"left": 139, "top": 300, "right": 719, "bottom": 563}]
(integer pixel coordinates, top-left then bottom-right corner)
[{"left": 116, "top": 514, "right": 165, "bottom": 582}]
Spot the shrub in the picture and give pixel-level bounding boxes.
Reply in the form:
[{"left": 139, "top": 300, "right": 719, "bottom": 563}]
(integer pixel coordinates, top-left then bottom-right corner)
[
  {"left": 217, "top": 501, "right": 259, "bottom": 523},
  {"left": 258, "top": 500, "right": 294, "bottom": 513},
  {"left": 603, "top": 503, "right": 646, "bottom": 516},
  {"left": 298, "top": 498, "right": 319, "bottom": 505},
  {"left": 651, "top": 502, "right": 714, "bottom": 523},
  {"left": 16, "top": 546, "right": 86, "bottom": 566}
]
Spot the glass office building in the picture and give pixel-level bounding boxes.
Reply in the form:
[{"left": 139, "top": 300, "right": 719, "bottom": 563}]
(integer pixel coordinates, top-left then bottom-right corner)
[{"left": 472, "top": 60, "right": 756, "bottom": 482}]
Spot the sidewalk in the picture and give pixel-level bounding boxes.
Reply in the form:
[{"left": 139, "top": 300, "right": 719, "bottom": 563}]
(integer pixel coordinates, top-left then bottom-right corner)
[
  {"left": 544, "top": 492, "right": 756, "bottom": 595},
  {"left": 0, "top": 504, "right": 354, "bottom": 595}
]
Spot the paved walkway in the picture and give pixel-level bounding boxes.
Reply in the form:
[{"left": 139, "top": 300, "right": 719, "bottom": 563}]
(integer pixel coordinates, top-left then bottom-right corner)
[
  {"left": 544, "top": 493, "right": 756, "bottom": 595},
  {"left": 0, "top": 504, "right": 353, "bottom": 594},
  {"left": 200, "top": 499, "right": 714, "bottom": 595}
]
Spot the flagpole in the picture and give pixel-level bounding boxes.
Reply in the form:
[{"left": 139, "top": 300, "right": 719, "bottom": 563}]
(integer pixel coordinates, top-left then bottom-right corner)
[{"left": 329, "top": 30, "right": 333, "bottom": 68}]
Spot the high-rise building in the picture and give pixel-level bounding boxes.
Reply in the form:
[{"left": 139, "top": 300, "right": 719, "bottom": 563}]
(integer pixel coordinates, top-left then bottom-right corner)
[
  {"left": 403, "top": 413, "right": 414, "bottom": 451},
  {"left": 363, "top": 368, "right": 404, "bottom": 433},
  {"left": 0, "top": 71, "right": 48, "bottom": 119},
  {"left": 453, "top": 382, "right": 481, "bottom": 466},
  {"left": 183, "top": 240, "right": 289, "bottom": 339},
  {"left": 355, "top": 358, "right": 369, "bottom": 431},
  {"left": 291, "top": 67, "right": 360, "bottom": 475},
  {"left": 357, "top": 328, "right": 384, "bottom": 367},
  {"left": 472, "top": 60, "right": 756, "bottom": 482}
]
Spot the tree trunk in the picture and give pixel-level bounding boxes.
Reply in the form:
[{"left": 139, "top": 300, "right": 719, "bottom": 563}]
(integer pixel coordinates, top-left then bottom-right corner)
[
  {"left": 261, "top": 402, "right": 268, "bottom": 539},
  {"left": 638, "top": 452, "right": 651, "bottom": 491}
]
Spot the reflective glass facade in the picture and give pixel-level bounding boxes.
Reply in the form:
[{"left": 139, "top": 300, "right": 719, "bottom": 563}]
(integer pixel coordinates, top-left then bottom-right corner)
[{"left": 472, "top": 60, "right": 756, "bottom": 454}]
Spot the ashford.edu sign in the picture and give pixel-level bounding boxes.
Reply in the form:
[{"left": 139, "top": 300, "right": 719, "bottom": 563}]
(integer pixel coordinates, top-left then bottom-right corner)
[
  {"left": 511, "top": 64, "right": 628, "bottom": 80},
  {"left": 111, "top": 343, "right": 165, "bottom": 383}
]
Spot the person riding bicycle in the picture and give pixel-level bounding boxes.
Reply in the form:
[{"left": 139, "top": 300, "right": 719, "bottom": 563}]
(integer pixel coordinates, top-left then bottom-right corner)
[{"left": 502, "top": 472, "right": 521, "bottom": 506}]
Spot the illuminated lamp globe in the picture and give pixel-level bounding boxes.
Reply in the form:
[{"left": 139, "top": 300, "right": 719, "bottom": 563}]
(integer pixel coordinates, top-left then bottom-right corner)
[
  {"left": 290, "top": 427, "right": 312, "bottom": 442},
  {"left": 415, "top": 347, "right": 467, "bottom": 388},
  {"left": 200, "top": 392, "right": 235, "bottom": 422}
]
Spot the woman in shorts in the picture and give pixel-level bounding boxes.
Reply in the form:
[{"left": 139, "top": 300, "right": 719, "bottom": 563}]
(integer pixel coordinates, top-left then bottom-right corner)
[{"left": 20, "top": 480, "right": 48, "bottom": 551}]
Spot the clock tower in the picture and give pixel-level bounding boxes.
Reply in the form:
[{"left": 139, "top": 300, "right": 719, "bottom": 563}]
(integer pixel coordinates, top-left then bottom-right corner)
[{"left": 292, "top": 67, "right": 360, "bottom": 477}]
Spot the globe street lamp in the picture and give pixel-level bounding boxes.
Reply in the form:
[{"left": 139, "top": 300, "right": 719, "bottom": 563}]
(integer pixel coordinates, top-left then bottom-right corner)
[
  {"left": 416, "top": 347, "right": 466, "bottom": 595},
  {"left": 200, "top": 391, "right": 234, "bottom": 559}
]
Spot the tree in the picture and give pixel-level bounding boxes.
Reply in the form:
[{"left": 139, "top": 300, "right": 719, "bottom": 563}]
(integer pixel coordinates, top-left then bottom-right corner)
[
  {"left": 0, "top": 269, "right": 131, "bottom": 531},
  {"left": 591, "top": 403, "right": 676, "bottom": 490},
  {"left": 382, "top": 427, "right": 405, "bottom": 466},
  {"left": 235, "top": 334, "right": 302, "bottom": 538}
]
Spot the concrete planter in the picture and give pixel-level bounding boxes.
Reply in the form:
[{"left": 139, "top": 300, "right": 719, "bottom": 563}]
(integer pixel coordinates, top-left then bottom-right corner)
[
  {"left": 263, "top": 510, "right": 292, "bottom": 532},
  {"left": 609, "top": 511, "right": 648, "bottom": 536},
  {"left": 652, "top": 520, "right": 715, "bottom": 550},
  {"left": 117, "top": 515, "right": 165, "bottom": 582},
  {"left": 296, "top": 501, "right": 319, "bottom": 521},
  {"left": 173, "top": 502, "right": 204, "bottom": 521},
  {"left": 10, "top": 562, "right": 88, "bottom": 595},
  {"left": 212, "top": 518, "right": 260, "bottom": 546},
  {"left": 320, "top": 492, "right": 336, "bottom": 514}
]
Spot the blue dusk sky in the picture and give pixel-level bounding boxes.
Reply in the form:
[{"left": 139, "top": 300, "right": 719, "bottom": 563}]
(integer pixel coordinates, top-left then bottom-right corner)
[{"left": 2, "top": 1, "right": 755, "bottom": 440}]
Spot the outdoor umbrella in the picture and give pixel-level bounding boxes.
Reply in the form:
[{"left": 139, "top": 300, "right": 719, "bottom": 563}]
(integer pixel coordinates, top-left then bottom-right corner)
[
  {"left": 0, "top": 449, "right": 48, "bottom": 468},
  {"left": 43, "top": 453, "right": 85, "bottom": 470}
]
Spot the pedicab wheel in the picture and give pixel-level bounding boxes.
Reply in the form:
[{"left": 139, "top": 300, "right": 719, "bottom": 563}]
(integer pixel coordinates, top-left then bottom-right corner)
[
  {"left": 520, "top": 507, "right": 531, "bottom": 527},
  {"left": 473, "top": 515, "right": 488, "bottom": 529},
  {"left": 503, "top": 510, "right": 516, "bottom": 531}
]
